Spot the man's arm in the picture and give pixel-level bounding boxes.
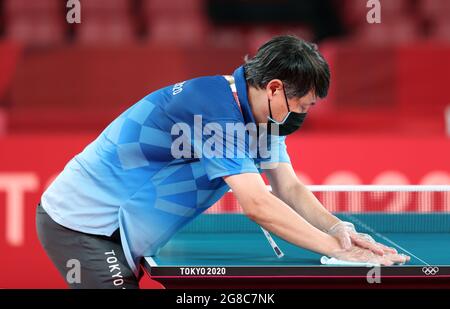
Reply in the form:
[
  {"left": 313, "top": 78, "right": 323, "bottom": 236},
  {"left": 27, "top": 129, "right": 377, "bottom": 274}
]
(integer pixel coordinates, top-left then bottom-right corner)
[
  {"left": 265, "top": 163, "right": 340, "bottom": 232},
  {"left": 224, "top": 173, "right": 341, "bottom": 256},
  {"left": 224, "top": 172, "right": 407, "bottom": 265},
  {"left": 265, "top": 163, "right": 401, "bottom": 256}
]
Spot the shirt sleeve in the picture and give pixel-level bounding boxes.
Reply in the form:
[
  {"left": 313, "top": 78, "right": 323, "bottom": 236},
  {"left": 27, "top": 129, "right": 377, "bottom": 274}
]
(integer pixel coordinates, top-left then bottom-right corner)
[
  {"left": 257, "top": 136, "right": 291, "bottom": 169},
  {"left": 193, "top": 119, "right": 260, "bottom": 180}
]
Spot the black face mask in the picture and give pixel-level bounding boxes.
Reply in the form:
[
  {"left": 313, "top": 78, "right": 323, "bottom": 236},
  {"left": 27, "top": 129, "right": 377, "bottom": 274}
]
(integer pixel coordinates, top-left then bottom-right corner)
[{"left": 267, "top": 88, "right": 307, "bottom": 136}]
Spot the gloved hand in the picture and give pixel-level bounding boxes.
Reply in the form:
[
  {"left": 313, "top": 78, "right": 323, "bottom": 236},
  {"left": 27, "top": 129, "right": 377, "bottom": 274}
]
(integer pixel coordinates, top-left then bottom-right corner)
[
  {"left": 328, "top": 221, "right": 398, "bottom": 256},
  {"left": 330, "top": 246, "right": 410, "bottom": 266}
]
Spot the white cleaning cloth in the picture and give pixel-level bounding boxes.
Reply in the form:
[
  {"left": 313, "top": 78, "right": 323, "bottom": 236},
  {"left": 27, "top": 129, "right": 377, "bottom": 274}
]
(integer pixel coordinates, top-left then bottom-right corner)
[{"left": 320, "top": 256, "right": 380, "bottom": 267}]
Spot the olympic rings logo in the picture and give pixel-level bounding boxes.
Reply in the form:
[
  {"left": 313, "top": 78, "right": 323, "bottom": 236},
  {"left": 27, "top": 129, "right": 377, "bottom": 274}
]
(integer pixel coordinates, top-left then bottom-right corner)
[{"left": 422, "top": 266, "right": 439, "bottom": 276}]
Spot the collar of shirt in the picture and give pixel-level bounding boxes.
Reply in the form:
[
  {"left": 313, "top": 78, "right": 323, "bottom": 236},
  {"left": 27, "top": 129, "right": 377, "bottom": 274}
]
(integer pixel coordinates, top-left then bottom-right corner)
[{"left": 232, "top": 65, "right": 257, "bottom": 126}]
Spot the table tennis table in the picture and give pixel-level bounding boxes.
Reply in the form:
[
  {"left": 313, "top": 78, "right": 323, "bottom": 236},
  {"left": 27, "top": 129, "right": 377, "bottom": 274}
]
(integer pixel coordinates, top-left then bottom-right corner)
[{"left": 144, "top": 213, "right": 450, "bottom": 288}]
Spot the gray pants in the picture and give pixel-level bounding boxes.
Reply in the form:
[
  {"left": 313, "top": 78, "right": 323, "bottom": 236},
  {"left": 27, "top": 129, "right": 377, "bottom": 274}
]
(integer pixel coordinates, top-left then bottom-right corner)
[{"left": 36, "top": 203, "right": 141, "bottom": 289}]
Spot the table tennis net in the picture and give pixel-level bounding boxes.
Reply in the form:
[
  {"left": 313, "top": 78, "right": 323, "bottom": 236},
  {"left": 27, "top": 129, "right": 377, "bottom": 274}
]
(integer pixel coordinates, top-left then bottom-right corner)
[{"left": 180, "top": 185, "right": 450, "bottom": 234}]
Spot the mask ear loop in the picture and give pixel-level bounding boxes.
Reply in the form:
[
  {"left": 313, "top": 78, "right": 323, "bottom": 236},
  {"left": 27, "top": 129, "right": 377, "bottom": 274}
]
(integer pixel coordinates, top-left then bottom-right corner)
[
  {"left": 282, "top": 85, "right": 291, "bottom": 113},
  {"left": 268, "top": 84, "right": 293, "bottom": 125},
  {"left": 268, "top": 83, "right": 290, "bottom": 119},
  {"left": 268, "top": 98, "right": 273, "bottom": 119}
]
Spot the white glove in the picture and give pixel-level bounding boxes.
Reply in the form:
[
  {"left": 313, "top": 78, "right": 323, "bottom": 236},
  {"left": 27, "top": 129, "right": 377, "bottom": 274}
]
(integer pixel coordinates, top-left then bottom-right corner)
[
  {"left": 328, "top": 221, "right": 398, "bottom": 256},
  {"left": 330, "top": 246, "right": 410, "bottom": 266}
]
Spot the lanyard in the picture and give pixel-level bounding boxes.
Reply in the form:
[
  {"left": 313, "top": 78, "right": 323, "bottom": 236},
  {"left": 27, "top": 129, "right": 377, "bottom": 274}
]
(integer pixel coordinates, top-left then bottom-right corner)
[{"left": 223, "top": 75, "right": 243, "bottom": 114}]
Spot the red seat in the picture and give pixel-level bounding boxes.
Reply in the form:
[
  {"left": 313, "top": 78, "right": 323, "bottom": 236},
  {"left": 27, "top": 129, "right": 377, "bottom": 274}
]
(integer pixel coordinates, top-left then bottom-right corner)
[
  {"left": 143, "top": 0, "right": 204, "bottom": 16},
  {"left": 5, "top": 0, "right": 60, "bottom": 13},
  {"left": 81, "top": 0, "right": 129, "bottom": 11},
  {"left": 76, "top": 16, "right": 136, "bottom": 45},
  {"left": 6, "top": 16, "right": 66, "bottom": 46},
  {"left": 418, "top": 0, "right": 450, "bottom": 18},
  {"left": 352, "top": 17, "right": 420, "bottom": 44},
  {"left": 4, "top": 0, "right": 66, "bottom": 46},
  {"left": 142, "top": 0, "right": 207, "bottom": 44},
  {"left": 74, "top": 0, "right": 135, "bottom": 45},
  {"left": 146, "top": 17, "right": 207, "bottom": 45}
]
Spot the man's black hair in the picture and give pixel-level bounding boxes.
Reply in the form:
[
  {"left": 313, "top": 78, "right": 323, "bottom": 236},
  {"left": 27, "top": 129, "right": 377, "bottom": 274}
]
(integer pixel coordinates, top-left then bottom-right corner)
[{"left": 244, "top": 35, "right": 330, "bottom": 99}]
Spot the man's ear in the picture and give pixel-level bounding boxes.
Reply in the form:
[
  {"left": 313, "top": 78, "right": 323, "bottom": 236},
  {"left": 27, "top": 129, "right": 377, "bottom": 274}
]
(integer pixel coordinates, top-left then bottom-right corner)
[{"left": 266, "top": 79, "right": 283, "bottom": 100}]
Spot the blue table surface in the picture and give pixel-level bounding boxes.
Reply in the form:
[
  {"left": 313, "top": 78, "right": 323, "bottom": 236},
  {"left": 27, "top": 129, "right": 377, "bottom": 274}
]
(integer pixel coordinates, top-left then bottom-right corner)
[{"left": 152, "top": 232, "right": 450, "bottom": 267}]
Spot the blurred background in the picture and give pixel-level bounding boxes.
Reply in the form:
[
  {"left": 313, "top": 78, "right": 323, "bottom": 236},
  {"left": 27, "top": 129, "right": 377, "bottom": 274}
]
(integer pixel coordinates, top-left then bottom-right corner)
[{"left": 0, "top": 0, "right": 449, "bottom": 288}]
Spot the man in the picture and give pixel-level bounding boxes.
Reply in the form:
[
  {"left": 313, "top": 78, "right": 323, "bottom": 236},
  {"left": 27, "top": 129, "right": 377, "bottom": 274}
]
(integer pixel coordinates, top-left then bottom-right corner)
[{"left": 36, "top": 35, "right": 409, "bottom": 289}]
